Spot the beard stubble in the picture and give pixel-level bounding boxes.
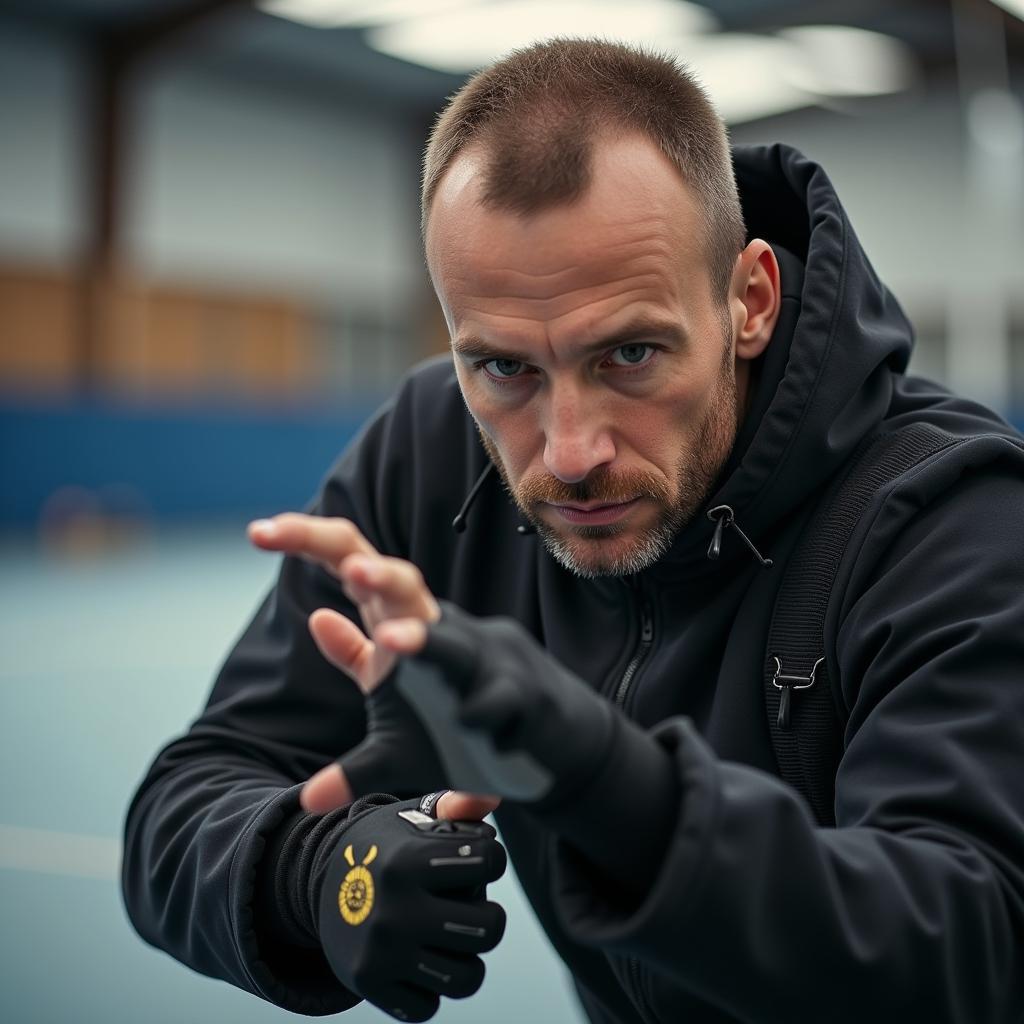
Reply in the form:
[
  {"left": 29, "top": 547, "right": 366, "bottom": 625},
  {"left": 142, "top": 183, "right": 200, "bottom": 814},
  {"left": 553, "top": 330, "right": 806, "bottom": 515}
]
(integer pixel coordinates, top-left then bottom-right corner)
[{"left": 478, "top": 327, "right": 740, "bottom": 578}]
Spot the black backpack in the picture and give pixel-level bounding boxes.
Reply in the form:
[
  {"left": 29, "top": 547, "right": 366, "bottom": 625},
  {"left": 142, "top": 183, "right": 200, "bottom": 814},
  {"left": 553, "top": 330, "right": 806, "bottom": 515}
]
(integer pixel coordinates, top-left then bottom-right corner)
[{"left": 763, "top": 422, "right": 963, "bottom": 827}]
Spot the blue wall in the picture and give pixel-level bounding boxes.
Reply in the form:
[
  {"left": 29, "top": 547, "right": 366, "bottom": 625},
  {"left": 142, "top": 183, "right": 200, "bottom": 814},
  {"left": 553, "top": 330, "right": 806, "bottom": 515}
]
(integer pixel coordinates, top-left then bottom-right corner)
[
  {"left": 0, "top": 397, "right": 380, "bottom": 526},
  {"left": 4, "top": 397, "right": 1021, "bottom": 529}
]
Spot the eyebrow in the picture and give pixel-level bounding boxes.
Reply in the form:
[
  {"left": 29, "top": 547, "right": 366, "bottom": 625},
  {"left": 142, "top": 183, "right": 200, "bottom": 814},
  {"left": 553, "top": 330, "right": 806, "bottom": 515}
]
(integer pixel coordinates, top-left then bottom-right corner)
[{"left": 452, "top": 317, "right": 688, "bottom": 363}]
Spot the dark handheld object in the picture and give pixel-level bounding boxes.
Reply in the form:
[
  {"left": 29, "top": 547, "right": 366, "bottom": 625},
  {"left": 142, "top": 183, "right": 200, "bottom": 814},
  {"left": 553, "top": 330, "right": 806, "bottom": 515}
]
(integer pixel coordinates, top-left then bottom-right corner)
[
  {"left": 394, "top": 601, "right": 615, "bottom": 806},
  {"left": 317, "top": 800, "right": 507, "bottom": 1022},
  {"left": 393, "top": 602, "right": 680, "bottom": 890},
  {"left": 396, "top": 653, "right": 552, "bottom": 801}
]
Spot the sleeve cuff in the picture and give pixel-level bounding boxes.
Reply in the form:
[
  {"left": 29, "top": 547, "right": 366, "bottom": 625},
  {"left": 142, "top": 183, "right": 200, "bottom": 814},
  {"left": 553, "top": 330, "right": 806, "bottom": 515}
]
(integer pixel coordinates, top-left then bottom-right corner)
[
  {"left": 527, "top": 709, "right": 681, "bottom": 907},
  {"left": 544, "top": 717, "right": 721, "bottom": 949},
  {"left": 230, "top": 786, "right": 363, "bottom": 1016}
]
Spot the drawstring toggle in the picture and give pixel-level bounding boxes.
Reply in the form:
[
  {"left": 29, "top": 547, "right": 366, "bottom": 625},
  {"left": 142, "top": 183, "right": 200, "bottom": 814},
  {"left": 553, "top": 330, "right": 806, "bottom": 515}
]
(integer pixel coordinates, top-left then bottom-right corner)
[{"left": 706, "top": 505, "right": 773, "bottom": 568}]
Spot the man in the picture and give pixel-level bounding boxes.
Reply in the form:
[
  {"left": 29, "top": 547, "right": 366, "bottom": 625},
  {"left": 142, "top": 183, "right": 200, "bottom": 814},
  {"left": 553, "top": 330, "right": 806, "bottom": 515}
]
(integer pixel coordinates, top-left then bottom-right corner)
[{"left": 122, "top": 38, "right": 1024, "bottom": 1023}]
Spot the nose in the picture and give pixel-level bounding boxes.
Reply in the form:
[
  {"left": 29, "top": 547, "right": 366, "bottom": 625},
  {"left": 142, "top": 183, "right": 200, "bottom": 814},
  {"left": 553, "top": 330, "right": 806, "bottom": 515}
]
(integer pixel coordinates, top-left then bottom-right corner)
[{"left": 542, "top": 383, "right": 616, "bottom": 484}]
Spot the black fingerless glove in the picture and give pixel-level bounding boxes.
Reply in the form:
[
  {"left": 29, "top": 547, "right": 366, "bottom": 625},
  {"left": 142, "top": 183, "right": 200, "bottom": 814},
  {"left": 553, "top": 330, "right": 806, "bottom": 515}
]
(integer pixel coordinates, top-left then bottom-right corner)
[
  {"left": 316, "top": 797, "right": 507, "bottom": 1022},
  {"left": 338, "top": 675, "right": 451, "bottom": 799},
  {"left": 396, "top": 602, "right": 680, "bottom": 891}
]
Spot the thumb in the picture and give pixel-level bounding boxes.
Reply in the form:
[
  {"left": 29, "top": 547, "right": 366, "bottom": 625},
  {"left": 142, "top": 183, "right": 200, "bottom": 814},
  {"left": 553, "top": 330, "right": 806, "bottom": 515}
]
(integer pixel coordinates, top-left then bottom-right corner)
[
  {"left": 300, "top": 762, "right": 354, "bottom": 814},
  {"left": 308, "top": 609, "right": 375, "bottom": 692},
  {"left": 435, "top": 791, "right": 502, "bottom": 821}
]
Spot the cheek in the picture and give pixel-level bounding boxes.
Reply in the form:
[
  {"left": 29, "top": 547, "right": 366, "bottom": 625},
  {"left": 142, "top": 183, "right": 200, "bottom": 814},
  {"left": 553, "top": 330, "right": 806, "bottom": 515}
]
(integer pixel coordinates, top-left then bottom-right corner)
[
  {"left": 610, "top": 386, "right": 699, "bottom": 464},
  {"left": 487, "top": 411, "right": 542, "bottom": 476},
  {"left": 457, "top": 376, "right": 540, "bottom": 476}
]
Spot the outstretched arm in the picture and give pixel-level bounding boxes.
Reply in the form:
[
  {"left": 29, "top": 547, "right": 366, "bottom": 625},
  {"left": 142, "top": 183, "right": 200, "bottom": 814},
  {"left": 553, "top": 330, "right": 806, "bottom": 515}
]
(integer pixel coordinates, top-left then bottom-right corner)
[{"left": 343, "top": 473, "right": 1024, "bottom": 1023}]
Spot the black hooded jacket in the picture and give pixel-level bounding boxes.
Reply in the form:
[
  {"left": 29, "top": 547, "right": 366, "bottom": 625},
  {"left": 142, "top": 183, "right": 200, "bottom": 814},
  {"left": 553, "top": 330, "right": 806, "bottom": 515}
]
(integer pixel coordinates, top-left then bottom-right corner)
[{"left": 122, "top": 144, "right": 1024, "bottom": 1023}]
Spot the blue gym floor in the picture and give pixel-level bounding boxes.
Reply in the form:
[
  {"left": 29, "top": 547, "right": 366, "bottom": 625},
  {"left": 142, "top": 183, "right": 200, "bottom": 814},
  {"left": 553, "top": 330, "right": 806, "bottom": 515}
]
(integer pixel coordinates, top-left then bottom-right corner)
[{"left": 0, "top": 528, "right": 583, "bottom": 1023}]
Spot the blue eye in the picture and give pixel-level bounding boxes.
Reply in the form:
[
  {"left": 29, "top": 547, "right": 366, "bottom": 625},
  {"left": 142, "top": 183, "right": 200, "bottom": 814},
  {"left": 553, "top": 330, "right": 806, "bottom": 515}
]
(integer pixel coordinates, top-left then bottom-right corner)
[
  {"left": 484, "top": 358, "right": 526, "bottom": 378},
  {"left": 608, "top": 344, "right": 654, "bottom": 367}
]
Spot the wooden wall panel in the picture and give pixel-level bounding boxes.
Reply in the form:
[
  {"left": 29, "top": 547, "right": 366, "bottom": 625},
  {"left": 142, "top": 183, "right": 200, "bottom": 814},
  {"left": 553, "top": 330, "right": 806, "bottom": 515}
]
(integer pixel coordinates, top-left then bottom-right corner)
[
  {"left": 0, "top": 266, "right": 316, "bottom": 402},
  {"left": 0, "top": 268, "right": 78, "bottom": 393}
]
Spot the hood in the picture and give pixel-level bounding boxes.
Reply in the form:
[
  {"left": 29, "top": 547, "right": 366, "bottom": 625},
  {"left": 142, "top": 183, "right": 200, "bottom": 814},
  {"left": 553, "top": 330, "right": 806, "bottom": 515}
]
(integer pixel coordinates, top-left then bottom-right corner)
[{"left": 650, "top": 143, "right": 914, "bottom": 576}]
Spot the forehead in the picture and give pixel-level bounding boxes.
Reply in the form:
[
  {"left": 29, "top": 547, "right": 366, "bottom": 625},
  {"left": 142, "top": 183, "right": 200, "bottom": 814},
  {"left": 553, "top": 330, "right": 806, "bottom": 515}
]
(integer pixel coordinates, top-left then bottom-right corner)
[{"left": 426, "top": 132, "right": 711, "bottom": 316}]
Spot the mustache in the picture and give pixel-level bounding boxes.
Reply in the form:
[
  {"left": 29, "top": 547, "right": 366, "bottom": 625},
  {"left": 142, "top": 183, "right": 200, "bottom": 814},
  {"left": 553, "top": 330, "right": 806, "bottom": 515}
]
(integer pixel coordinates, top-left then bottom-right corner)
[{"left": 517, "top": 467, "right": 669, "bottom": 506}]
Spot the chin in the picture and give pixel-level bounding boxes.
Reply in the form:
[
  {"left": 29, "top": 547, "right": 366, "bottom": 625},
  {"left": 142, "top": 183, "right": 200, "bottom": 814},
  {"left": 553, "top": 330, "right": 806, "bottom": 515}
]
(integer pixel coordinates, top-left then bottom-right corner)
[{"left": 538, "top": 524, "right": 673, "bottom": 579}]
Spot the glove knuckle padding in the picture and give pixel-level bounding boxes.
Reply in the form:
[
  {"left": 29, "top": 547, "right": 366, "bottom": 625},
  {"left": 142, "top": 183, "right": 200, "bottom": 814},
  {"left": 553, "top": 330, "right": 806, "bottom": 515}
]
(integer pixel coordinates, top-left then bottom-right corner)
[
  {"left": 479, "top": 901, "right": 507, "bottom": 951},
  {"left": 486, "top": 837, "right": 508, "bottom": 883},
  {"left": 474, "top": 820, "right": 498, "bottom": 840},
  {"left": 362, "top": 980, "right": 440, "bottom": 1023},
  {"left": 449, "top": 954, "right": 486, "bottom": 997},
  {"left": 318, "top": 800, "right": 506, "bottom": 1019},
  {"left": 413, "top": 949, "right": 485, "bottom": 999}
]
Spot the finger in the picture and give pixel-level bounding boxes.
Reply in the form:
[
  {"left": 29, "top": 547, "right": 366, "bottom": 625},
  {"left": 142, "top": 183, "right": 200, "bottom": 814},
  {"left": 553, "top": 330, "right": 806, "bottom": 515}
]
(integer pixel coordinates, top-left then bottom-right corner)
[
  {"left": 248, "top": 514, "right": 376, "bottom": 576},
  {"left": 429, "top": 897, "right": 507, "bottom": 954},
  {"left": 308, "top": 608, "right": 375, "bottom": 686},
  {"left": 374, "top": 617, "right": 429, "bottom": 656},
  {"left": 300, "top": 762, "right": 354, "bottom": 813},
  {"left": 362, "top": 980, "right": 439, "bottom": 1024},
  {"left": 409, "top": 950, "right": 485, "bottom": 1000},
  {"left": 341, "top": 555, "right": 441, "bottom": 622},
  {"left": 418, "top": 834, "right": 508, "bottom": 891},
  {"left": 435, "top": 791, "right": 501, "bottom": 821}
]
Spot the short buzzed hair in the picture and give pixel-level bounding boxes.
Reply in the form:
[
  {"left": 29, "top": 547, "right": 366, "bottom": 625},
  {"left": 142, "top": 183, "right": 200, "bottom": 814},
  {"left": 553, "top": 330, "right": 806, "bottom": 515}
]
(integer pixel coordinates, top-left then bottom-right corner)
[{"left": 421, "top": 37, "right": 747, "bottom": 301}]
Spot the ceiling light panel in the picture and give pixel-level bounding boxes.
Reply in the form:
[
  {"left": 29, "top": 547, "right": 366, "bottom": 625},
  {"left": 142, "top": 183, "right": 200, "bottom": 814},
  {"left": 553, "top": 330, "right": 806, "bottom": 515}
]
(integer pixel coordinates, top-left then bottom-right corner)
[
  {"left": 260, "top": 0, "right": 477, "bottom": 30},
  {"left": 666, "top": 34, "right": 813, "bottom": 123},
  {"left": 263, "top": 1, "right": 915, "bottom": 126},
  {"left": 988, "top": 0, "right": 1024, "bottom": 20},
  {"left": 367, "top": 0, "right": 716, "bottom": 74},
  {"left": 779, "top": 26, "right": 915, "bottom": 97}
]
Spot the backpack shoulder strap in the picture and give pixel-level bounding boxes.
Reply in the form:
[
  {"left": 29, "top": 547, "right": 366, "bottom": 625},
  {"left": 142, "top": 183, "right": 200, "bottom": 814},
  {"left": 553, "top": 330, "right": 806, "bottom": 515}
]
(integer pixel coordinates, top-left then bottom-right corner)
[{"left": 763, "top": 422, "right": 960, "bottom": 827}]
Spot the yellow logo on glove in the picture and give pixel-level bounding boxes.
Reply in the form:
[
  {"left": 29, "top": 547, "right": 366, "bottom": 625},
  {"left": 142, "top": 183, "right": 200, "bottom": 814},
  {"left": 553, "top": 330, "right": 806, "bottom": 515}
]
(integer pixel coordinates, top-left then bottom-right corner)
[{"left": 338, "top": 844, "right": 378, "bottom": 926}]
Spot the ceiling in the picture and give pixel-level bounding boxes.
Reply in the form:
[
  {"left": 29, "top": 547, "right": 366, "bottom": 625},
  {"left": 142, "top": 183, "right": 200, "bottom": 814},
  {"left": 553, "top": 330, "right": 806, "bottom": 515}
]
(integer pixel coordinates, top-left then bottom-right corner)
[{"left": 3, "top": 0, "right": 1022, "bottom": 121}]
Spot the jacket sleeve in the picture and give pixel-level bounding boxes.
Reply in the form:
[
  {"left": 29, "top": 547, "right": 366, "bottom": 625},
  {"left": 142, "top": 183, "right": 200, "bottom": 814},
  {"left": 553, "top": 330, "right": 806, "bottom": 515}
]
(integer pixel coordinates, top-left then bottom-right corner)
[
  {"left": 545, "top": 464, "right": 1024, "bottom": 1023},
  {"left": 120, "top": 389, "right": 419, "bottom": 1015}
]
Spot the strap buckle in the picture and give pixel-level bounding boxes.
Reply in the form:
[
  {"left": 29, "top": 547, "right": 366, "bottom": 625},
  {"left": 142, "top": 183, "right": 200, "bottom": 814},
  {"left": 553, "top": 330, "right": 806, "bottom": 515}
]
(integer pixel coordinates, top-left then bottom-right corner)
[{"left": 771, "top": 655, "right": 825, "bottom": 730}]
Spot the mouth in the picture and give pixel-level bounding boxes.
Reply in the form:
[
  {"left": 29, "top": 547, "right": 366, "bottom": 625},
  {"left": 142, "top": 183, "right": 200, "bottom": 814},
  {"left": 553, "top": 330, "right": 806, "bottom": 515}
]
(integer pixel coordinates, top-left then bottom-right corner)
[{"left": 546, "top": 498, "right": 642, "bottom": 526}]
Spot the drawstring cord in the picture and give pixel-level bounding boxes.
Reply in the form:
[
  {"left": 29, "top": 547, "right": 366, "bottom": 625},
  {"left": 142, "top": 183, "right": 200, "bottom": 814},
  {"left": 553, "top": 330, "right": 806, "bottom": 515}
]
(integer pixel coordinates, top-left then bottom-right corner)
[
  {"left": 706, "top": 505, "right": 773, "bottom": 568},
  {"left": 453, "top": 472, "right": 766, "bottom": 561},
  {"left": 451, "top": 462, "right": 535, "bottom": 535},
  {"left": 451, "top": 463, "right": 495, "bottom": 533}
]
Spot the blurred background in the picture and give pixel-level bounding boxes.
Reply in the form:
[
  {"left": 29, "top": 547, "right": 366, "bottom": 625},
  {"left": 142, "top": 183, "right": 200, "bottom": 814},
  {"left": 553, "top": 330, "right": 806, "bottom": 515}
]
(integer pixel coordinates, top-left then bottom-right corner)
[{"left": 1, "top": 1, "right": 1022, "bottom": 1021}]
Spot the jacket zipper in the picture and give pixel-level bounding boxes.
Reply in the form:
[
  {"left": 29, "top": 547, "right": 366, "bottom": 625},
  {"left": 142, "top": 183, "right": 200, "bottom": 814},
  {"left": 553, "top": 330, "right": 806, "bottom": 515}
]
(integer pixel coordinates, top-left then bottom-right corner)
[
  {"left": 613, "top": 595, "right": 654, "bottom": 709},
  {"left": 614, "top": 586, "right": 655, "bottom": 1022},
  {"left": 627, "top": 957, "right": 650, "bottom": 1023}
]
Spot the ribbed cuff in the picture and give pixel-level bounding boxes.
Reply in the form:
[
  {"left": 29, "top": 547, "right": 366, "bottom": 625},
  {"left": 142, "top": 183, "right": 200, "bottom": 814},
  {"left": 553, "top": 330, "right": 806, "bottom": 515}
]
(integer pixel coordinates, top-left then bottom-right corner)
[
  {"left": 254, "top": 803, "right": 342, "bottom": 950},
  {"left": 240, "top": 790, "right": 361, "bottom": 1015},
  {"left": 254, "top": 791, "right": 402, "bottom": 951}
]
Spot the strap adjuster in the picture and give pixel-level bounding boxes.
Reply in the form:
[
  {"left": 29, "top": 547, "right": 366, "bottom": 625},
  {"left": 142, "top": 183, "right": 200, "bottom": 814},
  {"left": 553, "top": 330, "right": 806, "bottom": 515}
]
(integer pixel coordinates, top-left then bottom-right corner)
[{"left": 770, "top": 656, "right": 824, "bottom": 729}]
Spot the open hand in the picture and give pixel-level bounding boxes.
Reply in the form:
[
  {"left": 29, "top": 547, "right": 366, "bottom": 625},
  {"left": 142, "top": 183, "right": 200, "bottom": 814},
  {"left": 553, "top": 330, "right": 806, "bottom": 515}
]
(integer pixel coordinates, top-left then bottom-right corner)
[{"left": 248, "top": 514, "right": 498, "bottom": 821}]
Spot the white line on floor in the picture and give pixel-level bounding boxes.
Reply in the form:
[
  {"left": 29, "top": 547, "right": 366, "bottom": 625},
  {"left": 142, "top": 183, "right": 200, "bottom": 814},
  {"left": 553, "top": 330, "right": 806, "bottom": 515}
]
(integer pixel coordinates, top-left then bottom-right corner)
[{"left": 0, "top": 825, "right": 121, "bottom": 881}]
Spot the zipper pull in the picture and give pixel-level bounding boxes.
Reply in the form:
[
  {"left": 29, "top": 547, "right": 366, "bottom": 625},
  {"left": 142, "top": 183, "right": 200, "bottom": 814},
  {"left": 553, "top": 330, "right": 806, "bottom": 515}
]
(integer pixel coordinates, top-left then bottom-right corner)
[{"left": 640, "top": 604, "right": 653, "bottom": 643}]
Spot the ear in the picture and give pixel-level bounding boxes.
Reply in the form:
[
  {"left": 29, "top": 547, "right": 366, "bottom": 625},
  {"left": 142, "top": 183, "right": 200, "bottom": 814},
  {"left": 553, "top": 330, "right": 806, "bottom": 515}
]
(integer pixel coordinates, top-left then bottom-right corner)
[{"left": 729, "top": 240, "right": 781, "bottom": 361}]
